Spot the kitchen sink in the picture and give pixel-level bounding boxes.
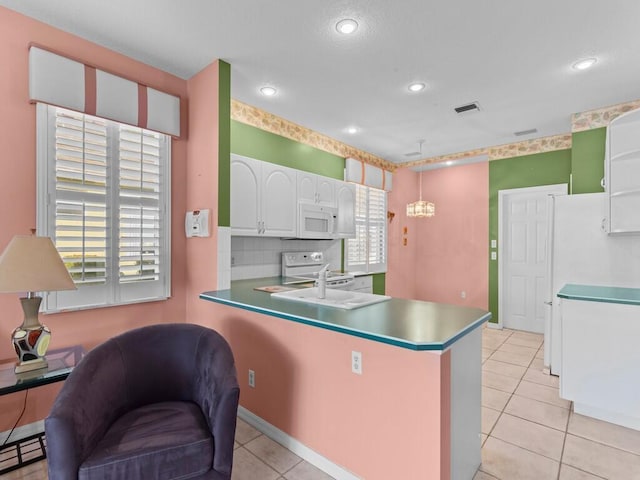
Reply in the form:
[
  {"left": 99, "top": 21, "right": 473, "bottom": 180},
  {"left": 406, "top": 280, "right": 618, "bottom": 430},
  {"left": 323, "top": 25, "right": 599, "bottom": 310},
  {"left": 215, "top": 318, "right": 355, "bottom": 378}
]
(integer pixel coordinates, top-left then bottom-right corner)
[{"left": 271, "top": 287, "right": 391, "bottom": 310}]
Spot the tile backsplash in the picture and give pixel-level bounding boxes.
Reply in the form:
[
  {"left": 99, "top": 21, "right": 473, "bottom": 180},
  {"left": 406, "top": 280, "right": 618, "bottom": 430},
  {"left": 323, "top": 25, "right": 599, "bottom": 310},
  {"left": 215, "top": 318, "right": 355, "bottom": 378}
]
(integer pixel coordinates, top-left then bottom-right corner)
[{"left": 231, "top": 237, "right": 342, "bottom": 280}]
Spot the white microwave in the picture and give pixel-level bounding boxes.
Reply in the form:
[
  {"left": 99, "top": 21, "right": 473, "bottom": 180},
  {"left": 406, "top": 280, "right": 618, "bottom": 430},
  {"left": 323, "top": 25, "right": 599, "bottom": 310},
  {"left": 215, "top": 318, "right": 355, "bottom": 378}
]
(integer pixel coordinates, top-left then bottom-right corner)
[{"left": 298, "top": 203, "right": 338, "bottom": 239}]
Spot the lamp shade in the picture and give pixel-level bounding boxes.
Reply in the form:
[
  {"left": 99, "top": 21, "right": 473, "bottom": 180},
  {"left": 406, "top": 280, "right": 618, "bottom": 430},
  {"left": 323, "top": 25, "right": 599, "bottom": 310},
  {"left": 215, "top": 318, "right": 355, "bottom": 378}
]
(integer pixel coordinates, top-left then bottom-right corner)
[{"left": 0, "top": 235, "right": 76, "bottom": 293}]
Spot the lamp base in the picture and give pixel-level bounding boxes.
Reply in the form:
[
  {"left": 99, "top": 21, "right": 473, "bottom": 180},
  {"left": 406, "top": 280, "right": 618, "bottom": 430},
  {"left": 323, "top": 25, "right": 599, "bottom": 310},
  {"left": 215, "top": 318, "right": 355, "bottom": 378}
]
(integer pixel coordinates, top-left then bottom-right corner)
[
  {"left": 12, "top": 296, "right": 51, "bottom": 374},
  {"left": 14, "top": 357, "right": 48, "bottom": 374}
]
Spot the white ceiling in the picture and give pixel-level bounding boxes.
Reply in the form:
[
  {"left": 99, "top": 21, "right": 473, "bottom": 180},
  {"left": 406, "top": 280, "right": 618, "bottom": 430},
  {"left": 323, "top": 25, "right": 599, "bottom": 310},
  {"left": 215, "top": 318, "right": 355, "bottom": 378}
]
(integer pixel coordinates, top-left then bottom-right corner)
[{"left": 2, "top": 0, "right": 640, "bottom": 165}]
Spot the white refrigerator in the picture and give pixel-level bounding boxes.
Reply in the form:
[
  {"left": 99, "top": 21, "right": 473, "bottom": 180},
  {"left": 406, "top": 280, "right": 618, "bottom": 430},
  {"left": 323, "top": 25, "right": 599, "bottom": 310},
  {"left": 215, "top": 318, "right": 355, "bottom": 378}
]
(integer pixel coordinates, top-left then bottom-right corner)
[{"left": 545, "top": 192, "right": 640, "bottom": 375}]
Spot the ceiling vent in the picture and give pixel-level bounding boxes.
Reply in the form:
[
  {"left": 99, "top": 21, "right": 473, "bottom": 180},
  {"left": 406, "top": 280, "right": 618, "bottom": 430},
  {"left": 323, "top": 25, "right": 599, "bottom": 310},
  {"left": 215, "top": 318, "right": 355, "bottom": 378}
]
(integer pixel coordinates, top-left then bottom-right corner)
[
  {"left": 514, "top": 128, "right": 538, "bottom": 136},
  {"left": 454, "top": 102, "right": 481, "bottom": 114},
  {"left": 404, "top": 151, "right": 421, "bottom": 157}
]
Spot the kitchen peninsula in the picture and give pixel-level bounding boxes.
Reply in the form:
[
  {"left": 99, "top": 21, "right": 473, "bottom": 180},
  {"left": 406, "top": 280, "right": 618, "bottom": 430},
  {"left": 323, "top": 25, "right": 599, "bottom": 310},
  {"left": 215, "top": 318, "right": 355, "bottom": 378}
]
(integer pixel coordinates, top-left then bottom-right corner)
[{"left": 200, "top": 278, "right": 490, "bottom": 480}]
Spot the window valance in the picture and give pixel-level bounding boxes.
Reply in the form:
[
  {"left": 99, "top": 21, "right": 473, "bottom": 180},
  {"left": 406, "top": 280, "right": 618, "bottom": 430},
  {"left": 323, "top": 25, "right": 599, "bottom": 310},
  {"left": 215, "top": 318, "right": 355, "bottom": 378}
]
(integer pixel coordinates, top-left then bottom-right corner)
[
  {"left": 345, "top": 157, "right": 393, "bottom": 191},
  {"left": 28, "top": 46, "right": 181, "bottom": 137}
]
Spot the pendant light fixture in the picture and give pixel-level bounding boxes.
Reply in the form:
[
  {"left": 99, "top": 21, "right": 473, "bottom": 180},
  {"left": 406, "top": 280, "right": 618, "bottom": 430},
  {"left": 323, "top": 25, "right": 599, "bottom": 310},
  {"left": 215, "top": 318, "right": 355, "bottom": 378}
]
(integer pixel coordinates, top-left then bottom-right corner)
[{"left": 406, "top": 140, "right": 435, "bottom": 218}]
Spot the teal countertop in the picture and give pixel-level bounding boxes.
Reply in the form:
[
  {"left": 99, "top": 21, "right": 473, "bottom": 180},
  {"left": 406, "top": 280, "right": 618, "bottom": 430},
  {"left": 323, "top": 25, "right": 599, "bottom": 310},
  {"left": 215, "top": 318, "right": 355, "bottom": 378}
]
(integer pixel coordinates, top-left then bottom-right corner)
[
  {"left": 558, "top": 284, "right": 640, "bottom": 306},
  {"left": 200, "top": 278, "right": 491, "bottom": 351}
]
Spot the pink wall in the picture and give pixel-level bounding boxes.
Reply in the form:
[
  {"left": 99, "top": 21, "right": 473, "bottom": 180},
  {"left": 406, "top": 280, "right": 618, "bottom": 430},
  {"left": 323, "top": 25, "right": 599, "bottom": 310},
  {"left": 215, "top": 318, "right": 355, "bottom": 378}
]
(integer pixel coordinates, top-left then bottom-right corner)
[
  {"left": 386, "top": 168, "right": 419, "bottom": 299},
  {"left": 0, "top": 7, "right": 189, "bottom": 430},
  {"left": 388, "top": 163, "right": 489, "bottom": 309},
  {"left": 185, "top": 62, "right": 221, "bottom": 325},
  {"left": 199, "top": 301, "right": 451, "bottom": 480}
]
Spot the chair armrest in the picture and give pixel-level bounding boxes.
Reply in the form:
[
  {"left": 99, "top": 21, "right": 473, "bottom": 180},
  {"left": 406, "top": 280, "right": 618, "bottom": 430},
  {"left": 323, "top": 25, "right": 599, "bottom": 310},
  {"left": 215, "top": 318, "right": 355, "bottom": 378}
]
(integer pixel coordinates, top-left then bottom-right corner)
[{"left": 45, "top": 341, "right": 128, "bottom": 480}]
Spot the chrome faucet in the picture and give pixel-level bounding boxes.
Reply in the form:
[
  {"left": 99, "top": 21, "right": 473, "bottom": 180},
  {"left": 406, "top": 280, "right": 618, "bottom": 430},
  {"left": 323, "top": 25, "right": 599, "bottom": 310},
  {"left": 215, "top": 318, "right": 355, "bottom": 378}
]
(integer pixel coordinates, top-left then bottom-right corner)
[{"left": 317, "top": 263, "right": 330, "bottom": 299}]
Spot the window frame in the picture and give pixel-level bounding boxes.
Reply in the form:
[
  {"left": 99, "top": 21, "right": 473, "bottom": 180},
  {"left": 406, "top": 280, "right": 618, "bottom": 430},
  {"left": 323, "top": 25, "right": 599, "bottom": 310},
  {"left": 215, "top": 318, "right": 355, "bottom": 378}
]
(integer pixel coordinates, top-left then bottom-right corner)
[
  {"left": 36, "top": 103, "right": 172, "bottom": 312},
  {"left": 345, "top": 183, "right": 387, "bottom": 274}
]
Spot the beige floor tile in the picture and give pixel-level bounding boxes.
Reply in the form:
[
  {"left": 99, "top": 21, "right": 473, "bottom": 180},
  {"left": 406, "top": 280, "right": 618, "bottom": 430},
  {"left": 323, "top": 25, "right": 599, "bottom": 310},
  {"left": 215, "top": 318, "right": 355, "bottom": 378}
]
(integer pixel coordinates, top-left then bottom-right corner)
[
  {"left": 1, "top": 459, "right": 48, "bottom": 480},
  {"left": 506, "top": 336, "right": 543, "bottom": 349},
  {"left": 568, "top": 412, "right": 640, "bottom": 456},
  {"left": 505, "top": 394, "right": 570, "bottom": 431},
  {"left": 490, "top": 350, "right": 534, "bottom": 367},
  {"left": 559, "top": 464, "right": 606, "bottom": 479},
  {"left": 510, "top": 330, "right": 543, "bottom": 341},
  {"left": 474, "top": 470, "right": 499, "bottom": 480},
  {"left": 497, "top": 342, "right": 538, "bottom": 357},
  {"left": 483, "top": 336, "right": 507, "bottom": 350},
  {"left": 283, "top": 460, "right": 335, "bottom": 480},
  {"left": 245, "top": 435, "right": 302, "bottom": 473},
  {"left": 482, "top": 407, "right": 501, "bottom": 434},
  {"left": 482, "top": 348, "right": 494, "bottom": 360},
  {"left": 530, "top": 356, "right": 545, "bottom": 370},
  {"left": 480, "top": 436, "right": 559, "bottom": 480},
  {"left": 235, "top": 418, "right": 262, "bottom": 444},
  {"left": 522, "top": 368, "right": 559, "bottom": 388},
  {"left": 562, "top": 434, "right": 640, "bottom": 479},
  {"left": 515, "top": 380, "right": 571, "bottom": 409},
  {"left": 483, "top": 371, "right": 521, "bottom": 394},
  {"left": 483, "top": 328, "right": 512, "bottom": 339},
  {"left": 483, "top": 359, "right": 527, "bottom": 379},
  {"left": 481, "top": 434, "right": 488, "bottom": 447},
  {"left": 491, "top": 413, "right": 565, "bottom": 460},
  {"left": 482, "top": 386, "right": 512, "bottom": 411},
  {"left": 232, "top": 447, "right": 280, "bottom": 480},
  {"left": 535, "top": 348, "right": 545, "bottom": 359},
  {"left": 234, "top": 441, "right": 241, "bottom": 449}
]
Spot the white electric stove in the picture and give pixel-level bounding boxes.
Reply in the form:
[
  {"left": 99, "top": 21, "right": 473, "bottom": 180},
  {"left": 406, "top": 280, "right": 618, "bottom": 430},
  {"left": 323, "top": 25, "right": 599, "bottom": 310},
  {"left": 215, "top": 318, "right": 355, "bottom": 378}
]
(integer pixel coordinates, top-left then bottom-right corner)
[{"left": 281, "top": 251, "right": 354, "bottom": 289}]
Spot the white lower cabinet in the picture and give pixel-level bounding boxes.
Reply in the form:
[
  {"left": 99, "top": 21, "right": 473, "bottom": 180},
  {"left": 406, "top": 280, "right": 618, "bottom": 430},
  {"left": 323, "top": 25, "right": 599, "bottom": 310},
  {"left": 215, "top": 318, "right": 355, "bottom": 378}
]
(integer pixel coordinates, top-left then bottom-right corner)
[
  {"left": 231, "top": 154, "right": 297, "bottom": 237},
  {"left": 348, "top": 275, "right": 372, "bottom": 293}
]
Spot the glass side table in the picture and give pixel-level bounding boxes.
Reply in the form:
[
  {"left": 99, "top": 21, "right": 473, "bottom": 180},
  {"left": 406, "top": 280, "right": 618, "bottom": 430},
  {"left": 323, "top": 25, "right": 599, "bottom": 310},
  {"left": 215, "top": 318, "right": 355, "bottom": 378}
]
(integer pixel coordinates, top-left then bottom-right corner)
[{"left": 0, "top": 345, "right": 85, "bottom": 475}]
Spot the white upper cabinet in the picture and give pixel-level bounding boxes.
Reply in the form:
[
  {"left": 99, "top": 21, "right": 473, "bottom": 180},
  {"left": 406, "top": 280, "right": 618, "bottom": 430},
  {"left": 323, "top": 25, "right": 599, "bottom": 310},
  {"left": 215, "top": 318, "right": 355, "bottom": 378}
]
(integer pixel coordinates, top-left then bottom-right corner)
[
  {"left": 335, "top": 181, "right": 356, "bottom": 238},
  {"left": 261, "top": 162, "right": 297, "bottom": 236},
  {"left": 231, "top": 154, "right": 356, "bottom": 238},
  {"left": 230, "top": 155, "right": 260, "bottom": 235},
  {"left": 231, "top": 154, "right": 297, "bottom": 237},
  {"left": 604, "top": 108, "right": 640, "bottom": 234},
  {"left": 297, "top": 171, "right": 335, "bottom": 207}
]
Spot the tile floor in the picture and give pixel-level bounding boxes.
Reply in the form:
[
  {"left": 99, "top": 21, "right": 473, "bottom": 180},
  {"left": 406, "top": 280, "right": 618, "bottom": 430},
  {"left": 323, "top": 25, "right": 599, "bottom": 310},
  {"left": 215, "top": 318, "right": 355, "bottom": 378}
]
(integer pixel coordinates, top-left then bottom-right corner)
[{"left": 5, "top": 326, "right": 640, "bottom": 479}]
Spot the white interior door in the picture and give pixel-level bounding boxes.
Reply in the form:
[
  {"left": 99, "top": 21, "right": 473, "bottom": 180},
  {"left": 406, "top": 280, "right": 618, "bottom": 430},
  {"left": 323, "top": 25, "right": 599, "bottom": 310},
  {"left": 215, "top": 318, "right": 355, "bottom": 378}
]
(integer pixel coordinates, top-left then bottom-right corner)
[{"left": 499, "top": 184, "right": 566, "bottom": 333}]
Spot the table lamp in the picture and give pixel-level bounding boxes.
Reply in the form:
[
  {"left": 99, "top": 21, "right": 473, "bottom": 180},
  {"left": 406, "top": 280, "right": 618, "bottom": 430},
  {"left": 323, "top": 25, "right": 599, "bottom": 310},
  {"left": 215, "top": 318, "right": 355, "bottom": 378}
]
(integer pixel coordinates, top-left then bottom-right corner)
[{"left": 0, "top": 234, "right": 76, "bottom": 373}]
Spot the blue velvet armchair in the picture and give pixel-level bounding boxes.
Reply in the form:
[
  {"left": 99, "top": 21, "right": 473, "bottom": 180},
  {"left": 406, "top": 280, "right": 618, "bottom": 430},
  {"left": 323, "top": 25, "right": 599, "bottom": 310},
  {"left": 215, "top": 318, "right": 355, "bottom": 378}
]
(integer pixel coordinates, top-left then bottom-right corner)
[{"left": 45, "top": 323, "right": 240, "bottom": 480}]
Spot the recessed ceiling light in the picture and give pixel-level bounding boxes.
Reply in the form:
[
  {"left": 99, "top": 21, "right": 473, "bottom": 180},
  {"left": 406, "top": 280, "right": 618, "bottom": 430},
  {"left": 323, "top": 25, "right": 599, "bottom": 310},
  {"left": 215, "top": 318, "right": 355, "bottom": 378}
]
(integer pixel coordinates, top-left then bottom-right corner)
[
  {"left": 408, "top": 82, "right": 426, "bottom": 92},
  {"left": 572, "top": 58, "right": 597, "bottom": 70},
  {"left": 260, "top": 86, "right": 277, "bottom": 96},
  {"left": 445, "top": 161, "right": 453, "bottom": 166},
  {"left": 336, "top": 19, "right": 358, "bottom": 35},
  {"left": 346, "top": 126, "right": 358, "bottom": 134}
]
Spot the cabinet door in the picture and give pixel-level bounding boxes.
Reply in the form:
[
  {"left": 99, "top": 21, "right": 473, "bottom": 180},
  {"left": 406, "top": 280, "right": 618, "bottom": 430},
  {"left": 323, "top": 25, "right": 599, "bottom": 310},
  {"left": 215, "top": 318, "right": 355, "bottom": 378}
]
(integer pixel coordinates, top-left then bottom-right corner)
[
  {"left": 297, "top": 172, "right": 317, "bottom": 204},
  {"left": 316, "top": 176, "right": 336, "bottom": 207},
  {"left": 606, "top": 109, "right": 640, "bottom": 234},
  {"left": 262, "top": 163, "right": 297, "bottom": 237},
  {"left": 230, "top": 155, "right": 260, "bottom": 235},
  {"left": 336, "top": 181, "right": 356, "bottom": 238}
]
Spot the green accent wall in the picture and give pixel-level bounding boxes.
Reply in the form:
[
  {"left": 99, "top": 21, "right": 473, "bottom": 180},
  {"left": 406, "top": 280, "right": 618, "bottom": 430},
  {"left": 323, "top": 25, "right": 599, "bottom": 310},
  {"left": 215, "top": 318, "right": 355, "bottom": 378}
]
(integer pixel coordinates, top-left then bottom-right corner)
[
  {"left": 488, "top": 149, "right": 572, "bottom": 323},
  {"left": 231, "top": 120, "right": 344, "bottom": 179},
  {"left": 372, "top": 273, "right": 386, "bottom": 295},
  {"left": 217, "top": 61, "right": 231, "bottom": 227},
  {"left": 571, "top": 127, "right": 606, "bottom": 194}
]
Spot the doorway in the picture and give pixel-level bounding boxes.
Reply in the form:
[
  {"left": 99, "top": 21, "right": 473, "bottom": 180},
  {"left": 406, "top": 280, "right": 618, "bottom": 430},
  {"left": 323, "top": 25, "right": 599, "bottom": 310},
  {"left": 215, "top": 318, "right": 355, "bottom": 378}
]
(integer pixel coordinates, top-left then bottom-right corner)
[{"left": 498, "top": 184, "right": 567, "bottom": 332}]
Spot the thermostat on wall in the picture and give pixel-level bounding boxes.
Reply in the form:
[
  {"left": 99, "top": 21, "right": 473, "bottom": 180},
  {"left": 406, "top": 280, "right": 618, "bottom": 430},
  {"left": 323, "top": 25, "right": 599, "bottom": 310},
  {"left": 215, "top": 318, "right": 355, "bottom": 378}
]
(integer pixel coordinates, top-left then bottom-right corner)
[{"left": 185, "top": 209, "right": 210, "bottom": 238}]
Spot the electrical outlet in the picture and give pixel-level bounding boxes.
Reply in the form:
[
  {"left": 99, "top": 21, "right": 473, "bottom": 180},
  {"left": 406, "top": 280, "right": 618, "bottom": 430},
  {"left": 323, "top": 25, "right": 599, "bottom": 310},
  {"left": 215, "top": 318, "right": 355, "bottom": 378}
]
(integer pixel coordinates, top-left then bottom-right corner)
[
  {"left": 491, "top": 251, "right": 497, "bottom": 260},
  {"left": 403, "top": 238, "right": 408, "bottom": 246},
  {"left": 461, "top": 291, "right": 466, "bottom": 299},
  {"left": 248, "top": 369, "right": 255, "bottom": 388},
  {"left": 351, "top": 351, "right": 362, "bottom": 375}
]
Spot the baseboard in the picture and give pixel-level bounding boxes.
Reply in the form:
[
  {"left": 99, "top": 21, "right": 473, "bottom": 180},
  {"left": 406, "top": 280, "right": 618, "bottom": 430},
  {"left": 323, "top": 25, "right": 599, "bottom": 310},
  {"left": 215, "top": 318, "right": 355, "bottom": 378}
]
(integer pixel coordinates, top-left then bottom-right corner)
[
  {"left": 237, "top": 406, "right": 361, "bottom": 480},
  {"left": 486, "top": 322, "right": 502, "bottom": 330},
  {"left": 0, "top": 420, "right": 44, "bottom": 445}
]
